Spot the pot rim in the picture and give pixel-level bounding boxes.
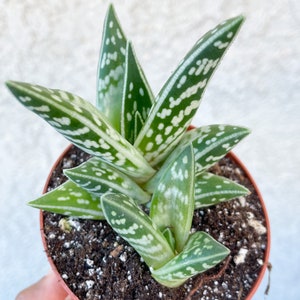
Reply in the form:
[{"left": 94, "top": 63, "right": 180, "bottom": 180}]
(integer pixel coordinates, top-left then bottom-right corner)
[
  {"left": 228, "top": 151, "right": 271, "bottom": 299},
  {"left": 40, "top": 144, "right": 271, "bottom": 300}
]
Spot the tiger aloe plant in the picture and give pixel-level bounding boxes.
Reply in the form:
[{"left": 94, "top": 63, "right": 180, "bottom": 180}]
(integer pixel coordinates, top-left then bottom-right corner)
[{"left": 7, "top": 4, "right": 250, "bottom": 288}]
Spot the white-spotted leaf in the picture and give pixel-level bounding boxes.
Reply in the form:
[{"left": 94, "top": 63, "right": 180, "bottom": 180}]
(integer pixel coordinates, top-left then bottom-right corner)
[
  {"left": 134, "top": 16, "right": 244, "bottom": 167},
  {"left": 121, "top": 42, "right": 154, "bottom": 144},
  {"left": 28, "top": 181, "right": 104, "bottom": 220},
  {"left": 7, "top": 5, "right": 250, "bottom": 289},
  {"left": 101, "top": 193, "right": 175, "bottom": 269},
  {"left": 195, "top": 172, "right": 249, "bottom": 208},
  {"left": 150, "top": 145, "right": 195, "bottom": 252},
  {"left": 96, "top": 4, "right": 127, "bottom": 132},
  {"left": 6, "top": 81, "right": 155, "bottom": 183},
  {"left": 151, "top": 231, "right": 230, "bottom": 287},
  {"left": 185, "top": 125, "right": 250, "bottom": 175},
  {"left": 64, "top": 157, "right": 150, "bottom": 204},
  {"left": 145, "top": 125, "right": 250, "bottom": 193}
]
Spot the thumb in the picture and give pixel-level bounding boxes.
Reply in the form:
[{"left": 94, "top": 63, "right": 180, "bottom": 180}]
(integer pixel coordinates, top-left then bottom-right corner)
[{"left": 16, "top": 271, "right": 70, "bottom": 300}]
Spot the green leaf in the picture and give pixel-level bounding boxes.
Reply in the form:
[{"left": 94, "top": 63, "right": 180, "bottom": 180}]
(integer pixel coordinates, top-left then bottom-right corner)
[
  {"left": 162, "top": 228, "right": 176, "bottom": 251},
  {"left": 150, "top": 145, "right": 195, "bottom": 252},
  {"left": 96, "top": 4, "right": 127, "bottom": 132},
  {"left": 145, "top": 125, "right": 250, "bottom": 192},
  {"left": 134, "top": 16, "right": 245, "bottom": 167},
  {"left": 64, "top": 157, "right": 150, "bottom": 204},
  {"left": 101, "top": 193, "right": 175, "bottom": 269},
  {"left": 195, "top": 172, "right": 249, "bottom": 208},
  {"left": 121, "top": 42, "right": 154, "bottom": 144},
  {"left": 151, "top": 231, "right": 230, "bottom": 287},
  {"left": 6, "top": 81, "right": 155, "bottom": 183},
  {"left": 28, "top": 181, "right": 104, "bottom": 220},
  {"left": 185, "top": 125, "right": 250, "bottom": 175}
]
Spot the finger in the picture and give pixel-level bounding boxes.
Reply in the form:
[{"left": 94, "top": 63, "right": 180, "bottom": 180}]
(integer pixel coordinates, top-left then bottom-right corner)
[{"left": 16, "top": 271, "right": 69, "bottom": 300}]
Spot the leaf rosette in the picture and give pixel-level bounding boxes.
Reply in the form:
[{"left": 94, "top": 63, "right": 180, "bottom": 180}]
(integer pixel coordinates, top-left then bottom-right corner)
[{"left": 7, "top": 4, "right": 249, "bottom": 287}]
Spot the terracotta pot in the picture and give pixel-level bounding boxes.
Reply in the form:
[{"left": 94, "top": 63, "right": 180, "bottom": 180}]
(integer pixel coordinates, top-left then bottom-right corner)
[{"left": 40, "top": 144, "right": 271, "bottom": 300}]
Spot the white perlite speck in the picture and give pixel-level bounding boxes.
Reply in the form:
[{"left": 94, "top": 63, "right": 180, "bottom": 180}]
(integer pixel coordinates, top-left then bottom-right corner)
[
  {"left": 234, "top": 247, "right": 248, "bottom": 265},
  {"left": 68, "top": 218, "right": 81, "bottom": 231},
  {"left": 238, "top": 196, "right": 246, "bottom": 207},
  {"left": 247, "top": 212, "right": 267, "bottom": 235},
  {"left": 88, "top": 269, "right": 95, "bottom": 276},
  {"left": 85, "top": 258, "right": 94, "bottom": 267},
  {"left": 86, "top": 280, "right": 95, "bottom": 289},
  {"left": 63, "top": 241, "right": 71, "bottom": 248},
  {"left": 48, "top": 233, "right": 56, "bottom": 239},
  {"left": 248, "top": 219, "right": 267, "bottom": 235},
  {"left": 119, "top": 253, "right": 127, "bottom": 262}
]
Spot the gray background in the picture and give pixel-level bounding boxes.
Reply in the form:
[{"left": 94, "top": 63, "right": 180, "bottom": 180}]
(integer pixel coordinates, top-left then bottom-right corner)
[{"left": 1, "top": 0, "right": 299, "bottom": 299}]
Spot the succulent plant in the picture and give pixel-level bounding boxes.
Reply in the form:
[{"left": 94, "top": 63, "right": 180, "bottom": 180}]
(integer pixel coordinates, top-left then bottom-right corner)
[{"left": 7, "top": 4, "right": 250, "bottom": 288}]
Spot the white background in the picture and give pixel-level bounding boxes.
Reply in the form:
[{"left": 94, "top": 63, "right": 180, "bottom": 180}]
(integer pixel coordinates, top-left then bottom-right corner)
[{"left": 1, "top": 0, "right": 299, "bottom": 299}]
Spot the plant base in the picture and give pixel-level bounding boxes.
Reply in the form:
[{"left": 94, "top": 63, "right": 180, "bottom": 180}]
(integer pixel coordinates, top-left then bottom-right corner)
[{"left": 41, "top": 145, "right": 270, "bottom": 300}]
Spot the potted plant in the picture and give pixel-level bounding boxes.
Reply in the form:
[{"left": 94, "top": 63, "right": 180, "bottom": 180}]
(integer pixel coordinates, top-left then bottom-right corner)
[{"left": 7, "top": 4, "right": 270, "bottom": 300}]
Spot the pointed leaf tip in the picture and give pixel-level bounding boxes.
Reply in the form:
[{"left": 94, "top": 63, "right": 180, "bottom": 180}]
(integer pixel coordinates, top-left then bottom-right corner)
[
  {"left": 195, "top": 172, "right": 250, "bottom": 208},
  {"left": 152, "top": 231, "right": 230, "bottom": 287},
  {"left": 96, "top": 3, "right": 127, "bottom": 132},
  {"left": 121, "top": 41, "right": 154, "bottom": 144},
  {"left": 6, "top": 80, "right": 23, "bottom": 94},
  {"left": 5, "top": 80, "right": 13, "bottom": 88},
  {"left": 28, "top": 180, "right": 105, "bottom": 220},
  {"left": 134, "top": 15, "right": 246, "bottom": 167}
]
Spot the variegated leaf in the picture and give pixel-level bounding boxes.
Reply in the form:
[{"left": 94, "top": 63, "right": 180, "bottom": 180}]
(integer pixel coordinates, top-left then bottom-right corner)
[
  {"left": 134, "top": 16, "right": 244, "bottom": 167},
  {"left": 185, "top": 125, "right": 250, "bottom": 175},
  {"left": 6, "top": 81, "right": 155, "bottom": 183},
  {"left": 121, "top": 42, "right": 154, "bottom": 144},
  {"left": 195, "top": 172, "right": 249, "bottom": 208},
  {"left": 151, "top": 231, "right": 230, "bottom": 287},
  {"left": 96, "top": 4, "right": 127, "bottom": 132},
  {"left": 101, "top": 193, "right": 175, "bottom": 269},
  {"left": 28, "top": 181, "right": 104, "bottom": 220},
  {"left": 162, "top": 227, "right": 176, "bottom": 251},
  {"left": 64, "top": 157, "right": 150, "bottom": 204},
  {"left": 150, "top": 145, "right": 195, "bottom": 252},
  {"left": 145, "top": 125, "right": 250, "bottom": 192}
]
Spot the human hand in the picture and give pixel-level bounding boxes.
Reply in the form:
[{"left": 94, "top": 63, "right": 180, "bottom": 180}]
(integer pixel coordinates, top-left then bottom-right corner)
[{"left": 16, "top": 271, "right": 72, "bottom": 300}]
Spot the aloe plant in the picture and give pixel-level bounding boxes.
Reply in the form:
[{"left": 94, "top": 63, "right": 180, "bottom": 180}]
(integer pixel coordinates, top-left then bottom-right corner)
[{"left": 7, "top": 4, "right": 250, "bottom": 288}]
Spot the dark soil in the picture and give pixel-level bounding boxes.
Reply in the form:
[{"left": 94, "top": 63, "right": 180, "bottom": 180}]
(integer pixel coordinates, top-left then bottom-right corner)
[{"left": 43, "top": 145, "right": 268, "bottom": 300}]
